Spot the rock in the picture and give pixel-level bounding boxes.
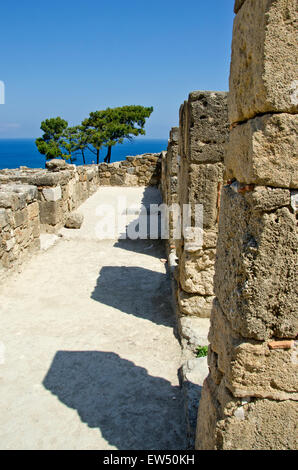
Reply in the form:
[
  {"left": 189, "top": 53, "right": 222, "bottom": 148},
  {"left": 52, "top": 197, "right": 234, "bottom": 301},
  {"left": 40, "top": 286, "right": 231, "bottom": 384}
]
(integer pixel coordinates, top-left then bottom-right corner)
[
  {"left": 179, "top": 248, "right": 216, "bottom": 295},
  {"left": 209, "top": 300, "right": 298, "bottom": 400},
  {"left": 42, "top": 186, "right": 62, "bottom": 202},
  {"left": 46, "top": 159, "right": 67, "bottom": 171},
  {"left": 229, "top": 0, "right": 298, "bottom": 123},
  {"left": 179, "top": 91, "right": 228, "bottom": 163},
  {"left": 64, "top": 212, "right": 84, "bottom": 229},
  {"left": 196, "top": 375, "right": 298, "bottom": 450},
  {"left": 181, "top": 357, "right": 209, "bottom": 448},
  {"left": 214, "top": 186, "right": 298, "bottom": 340},
  {"left": 178, "top": 289, "right": 214, "bottom": 317},
  {"left": 179, "top": 316, "right": 210, "bottom": 354},
  {"left": 226, "top": 113, "right": 298, "bottom": 188}
]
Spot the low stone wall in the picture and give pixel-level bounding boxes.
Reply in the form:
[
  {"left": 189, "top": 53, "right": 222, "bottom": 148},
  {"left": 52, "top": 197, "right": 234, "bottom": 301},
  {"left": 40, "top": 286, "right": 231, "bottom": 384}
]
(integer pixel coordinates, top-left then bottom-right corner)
[
  {"left": 196, "top": 0, "right": 298, "bottom": 450},
  {"left": 0, "top": 163, "right": 100, "bottom": 233},
  {"left": 98, "top": 153, "right": 161, "bottom": 187},
  {"left": 0, "top": 184, "right": 40, "bottom": 281},
  {"left": 0, "top": 152, "right": 162, "bottom": 277}
]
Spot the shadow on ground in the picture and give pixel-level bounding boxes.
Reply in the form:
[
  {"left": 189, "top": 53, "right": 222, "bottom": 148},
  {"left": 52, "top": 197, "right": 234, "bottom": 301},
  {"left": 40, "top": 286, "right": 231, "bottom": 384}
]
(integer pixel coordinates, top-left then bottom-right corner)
[
  {"left": 43, "top": 351, "right": 187, "bottom": 450},
  {"left": 91, "top": 266, "right": 175, "bottom": 328}
]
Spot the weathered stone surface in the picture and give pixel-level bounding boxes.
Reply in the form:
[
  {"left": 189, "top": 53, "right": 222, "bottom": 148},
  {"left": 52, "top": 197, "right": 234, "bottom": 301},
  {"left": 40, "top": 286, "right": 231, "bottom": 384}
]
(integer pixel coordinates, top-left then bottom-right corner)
[
  {"left": 181, "top": 357, "right": 209, "bottom": 448},
  {"left": 64, "top": 212, "right": 84, "bottom": 229},
  {"left": 179, "top": 161, "right": 223, "bottom": 229},
  {"left": 226, "top": 114, "right": 298, "bottom": 188},
  {"left": 179, "top": 316, "right": 210, "bottom": 354},
  {"left": 234, "top": 0, "right": 246, "bottom": 13},
  {"left": 209, "top": 300, "right": 298, "bottom": 400},
  {"left": 179, "top": 91, "right": 228, "bottom": 163},
  {"left": 124, "top": 174, "right": 138, "bottom": 186},
  {"left": 42, "top": 186, "right": 62, "bottom": 202},
  {"left": 39, "top": 201, "right": 61, "bottom": 226},
  {"left": 27, "top": 202, "right": 39, "bottom": 220},
  {"left": 45, "top": 159, "right": 67, "bottom": 171},
  {"left": 178, "top": 290, "right": 214, "bottom": 317},
  {"left": 215, "top": 186, "right": 298, "bottom": 340},
  {"left": 229, "top": 0, "right": 298, "bottom": 123},
  {"left": 244, "top": 186, "right": 291, "bottom": 212},
  {"left": 180, "top": 249, "right": 216, "bottom": 295},
  {"left": 196, "top": 374, "right": 298, "bottom": 449},
  {"left": 0, "top": 208, "right": 8, "bottom": 228},
  {"left": 13, "top": 208, "right": 28, "bottom": 228}
]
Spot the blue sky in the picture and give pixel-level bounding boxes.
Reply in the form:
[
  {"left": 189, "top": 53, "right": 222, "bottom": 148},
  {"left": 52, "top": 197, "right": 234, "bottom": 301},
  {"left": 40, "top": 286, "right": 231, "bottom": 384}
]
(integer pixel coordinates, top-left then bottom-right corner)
[{"left": 0, "top": 0, "right": 235, "bottom": 139}]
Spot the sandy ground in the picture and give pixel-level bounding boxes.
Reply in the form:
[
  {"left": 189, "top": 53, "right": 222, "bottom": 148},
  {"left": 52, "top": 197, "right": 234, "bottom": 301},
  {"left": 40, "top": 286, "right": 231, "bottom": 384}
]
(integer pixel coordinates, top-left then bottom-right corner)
[{"left": 0, "top": 187, "right": 187, "bottom": 450}]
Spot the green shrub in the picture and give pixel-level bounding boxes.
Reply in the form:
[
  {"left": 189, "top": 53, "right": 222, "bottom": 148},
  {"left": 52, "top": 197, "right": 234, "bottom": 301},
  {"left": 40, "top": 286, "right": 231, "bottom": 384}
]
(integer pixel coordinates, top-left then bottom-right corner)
[{"left": 196, "top": 345, "right": 208, "bottom": 358}]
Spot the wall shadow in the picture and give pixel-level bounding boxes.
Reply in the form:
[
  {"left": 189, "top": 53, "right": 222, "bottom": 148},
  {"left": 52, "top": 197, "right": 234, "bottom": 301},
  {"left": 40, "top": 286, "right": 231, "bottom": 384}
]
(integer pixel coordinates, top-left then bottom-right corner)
[
  {"left": 43, "top": 351, "right": 187, "bottom": 450},
  {"left": 91, "top": 266, "right": 175, "bottom": 328}
]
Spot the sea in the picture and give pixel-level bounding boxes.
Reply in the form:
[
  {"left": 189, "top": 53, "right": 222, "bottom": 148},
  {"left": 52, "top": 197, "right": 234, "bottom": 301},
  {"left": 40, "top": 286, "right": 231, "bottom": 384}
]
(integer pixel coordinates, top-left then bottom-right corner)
[{"left": 0, "top": 138, "right": 168, "bottom": 170}]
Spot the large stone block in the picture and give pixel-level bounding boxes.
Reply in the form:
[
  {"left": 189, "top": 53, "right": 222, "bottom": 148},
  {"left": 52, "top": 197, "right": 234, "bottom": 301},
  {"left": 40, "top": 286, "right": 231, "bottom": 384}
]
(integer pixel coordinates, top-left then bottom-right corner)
[
  {"left": 226, "top": 113, "right": 298, "bottom": 188},
  {"left": 178, "top": 289, "right": 214, "bottom": 317},
  {"left": 229, "top": 0, "right": 298, "bottom": 123},
  {"left": 196, "top": 374, "right": 298, "bottom": 450},
  {"left": 27, "top": 201, "right": 39, "bottom": 220},
  {"left": 179, "top": 91, "right": 228, "bottom": 163},
  {"left": 39, "top": 201, "right": 62, "bottom": 226},
  {"left": 178, "top": 160, "right": 223, "bottom": 230},
  {"left": 42, "top": 186, "right": 62, "bottom": 202},
  {"left": 179, "top": 249, "right": 216, "bottom": 295},
  {"left": 0, "top": 209, "right": 8, "bottom": 228},
  {"left": 209, "top": 299, "right": 298, "bottom": 400},
  {"left": 215, "top": 186, "right": 298, "bottom": 340}
]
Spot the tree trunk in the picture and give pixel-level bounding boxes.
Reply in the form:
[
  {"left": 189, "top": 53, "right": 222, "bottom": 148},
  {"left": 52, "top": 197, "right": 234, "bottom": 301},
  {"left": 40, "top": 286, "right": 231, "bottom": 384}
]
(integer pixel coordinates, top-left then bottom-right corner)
[
  {"left": 81, "top": 150, "right": 86, "bottom": 165},
  {"left": 96, "top": 149, "right": 99, "bottom": 165},
  {"left": 104, "top": 145, "right": 112, "bottom": 163}
]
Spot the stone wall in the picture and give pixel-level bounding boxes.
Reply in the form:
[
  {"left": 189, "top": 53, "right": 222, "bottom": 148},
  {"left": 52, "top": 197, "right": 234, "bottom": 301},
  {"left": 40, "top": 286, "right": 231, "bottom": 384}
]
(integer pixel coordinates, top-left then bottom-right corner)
[
  {"left": 0, "top": 153, "right": 162, "bottom": 277},
  {"left": 0, "top": 154, "right": 161, "bottom": 234},
  {"left": 0, "top": 162, "right": 100, "bottom": 233},
  {"left": 196, "top": 0, "right": 298, "bottom": 450},
  {"left": 98, "top": 153, "right": 161, "bottom": 187},
  {"left": 176, "top": 90, "right": 228, "bottom": 327},
  {"left": 161, "top": 128, "right": 179, "bottom": 255},
  {"left": 0, "top": 184, "right": 40, "bottom": 281},
  {"left": 161, "top": 91, "right": 229, "bottom": 446}
]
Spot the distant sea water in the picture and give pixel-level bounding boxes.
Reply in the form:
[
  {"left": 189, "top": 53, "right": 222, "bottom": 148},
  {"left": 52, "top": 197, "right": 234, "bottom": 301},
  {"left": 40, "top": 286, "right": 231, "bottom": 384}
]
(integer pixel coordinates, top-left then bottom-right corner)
[{"left": 0, "top": 138, "right": 168, "bottom": 170}]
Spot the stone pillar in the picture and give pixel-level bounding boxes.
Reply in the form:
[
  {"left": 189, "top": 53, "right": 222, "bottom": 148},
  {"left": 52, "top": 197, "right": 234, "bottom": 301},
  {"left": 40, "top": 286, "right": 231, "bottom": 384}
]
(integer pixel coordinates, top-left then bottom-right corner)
[
  {"left": 177, "top": 91, "right": 228, "bottom": 323},
  {"left": 174, "top": 91, "right": 228, "bottom": 445},
  {"left": 161, "top": 127, "right": 179, "bottom": 255},
  {"left": 196, "top": 0, "right": 298, "bottom": 450}
]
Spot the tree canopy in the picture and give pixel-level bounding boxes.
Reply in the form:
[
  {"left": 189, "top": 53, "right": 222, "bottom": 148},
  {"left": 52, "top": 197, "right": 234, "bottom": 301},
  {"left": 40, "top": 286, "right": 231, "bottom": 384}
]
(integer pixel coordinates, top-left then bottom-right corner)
[
  {"left": 36, "top": 105, "right": 153, "bottom": 165},
  {"left": 35, "top": 117, "right": 69, "bottom": 161}
]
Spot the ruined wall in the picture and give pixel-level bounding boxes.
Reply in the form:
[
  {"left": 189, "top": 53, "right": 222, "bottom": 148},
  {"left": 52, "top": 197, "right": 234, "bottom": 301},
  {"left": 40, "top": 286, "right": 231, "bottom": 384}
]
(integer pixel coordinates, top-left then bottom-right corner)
[
  {"left": 196, "top": 0, "right": 298, "bottom": 450},
  {"left": 176, "top": 91, "right": 228, "bottom": 324},
  {"left": 0, "top": 184, "right": 40, "bottom": 281},
  {"left": 98, "top": 153, "right": 161, "bottom": 187},
  {"left": 161, "top": 128, "right": 179, "bottom": 255},
  {"left": 0, "top": 162, "right": 100, "bottom": 233},
  {"left": 162, "top": 91, "right": 228, "bottom": 446},
  {"left": 0, "top": 152, "right": 162, "bottom": 276},
  {"left": 0, "top": 154, "right": 161, "bottom": 233}
]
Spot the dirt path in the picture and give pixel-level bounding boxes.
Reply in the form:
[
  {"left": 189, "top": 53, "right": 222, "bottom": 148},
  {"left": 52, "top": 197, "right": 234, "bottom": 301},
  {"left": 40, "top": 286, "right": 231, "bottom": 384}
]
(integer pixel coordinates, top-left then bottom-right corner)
[{"left": 0, "top": 187, "right": 187, "bottom": 450}]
